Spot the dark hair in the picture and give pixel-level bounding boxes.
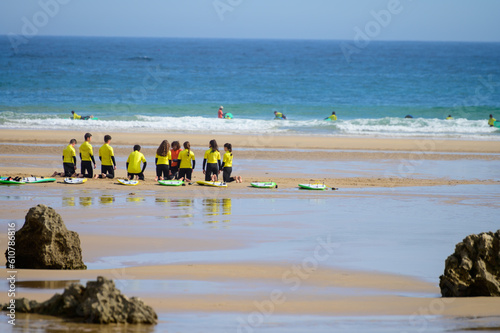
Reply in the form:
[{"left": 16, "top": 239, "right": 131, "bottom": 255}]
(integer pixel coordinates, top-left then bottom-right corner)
[
  {"left": 209, "top": 139, "right": 218, "bottom": 152},
  {"left": 183, "top": 141, "right": 191, "bottom": 157},
  {"left": 157, "top": 140, "right": 170, "bottom": 157},
  {"left": 104, "top": 134, "right": 111, "bottom": 143},
  {"left": 69, "top": 139, "right": 77, "bottom": 144},
  {"left": 171, "top": 141, "right": 180, "bottom": 150},
  {"left": 133, "top": 144, "right": 141, "bottom": 151},
  {"left": 71, "top": 110, "right": 75, "bottom": 114},
  {"left": 224, "top": 143, "right": 232, "bottom": 156},
  {"left": 332, "top": 111, "right": 336, "bottom": 115},
  {"left": 490, "top": 114, "right": 493, "bottom": 118},
  {"left": 84, "top": 133, "right": 92, "bottom": 140}
]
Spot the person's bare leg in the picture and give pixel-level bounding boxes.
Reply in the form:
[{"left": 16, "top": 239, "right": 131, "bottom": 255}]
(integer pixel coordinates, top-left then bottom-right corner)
[
  {"left": 51, "top": 171, "right": 58, "bottom": 177},
  {"left": 155, "top": 176, "right": 158, "bottom": 181}
]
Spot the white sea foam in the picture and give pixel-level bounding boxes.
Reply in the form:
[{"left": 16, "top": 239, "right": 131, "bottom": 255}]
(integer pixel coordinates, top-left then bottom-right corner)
[{"left": 0, "top": 112, "right": 498, "bottom": 140}]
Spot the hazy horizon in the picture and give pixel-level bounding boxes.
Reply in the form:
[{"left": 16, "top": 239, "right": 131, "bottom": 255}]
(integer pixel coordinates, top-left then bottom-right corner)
[{"left": 1, "top": 0, "right": 499, "bottom": 43}]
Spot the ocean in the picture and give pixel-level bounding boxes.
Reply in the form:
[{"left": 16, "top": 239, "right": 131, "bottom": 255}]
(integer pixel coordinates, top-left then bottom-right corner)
[{"left": 1, "top": 36, "right": 499, "bottom": 139}]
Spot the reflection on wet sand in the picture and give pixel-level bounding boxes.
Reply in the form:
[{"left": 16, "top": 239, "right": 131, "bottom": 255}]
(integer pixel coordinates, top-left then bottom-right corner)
[
  {"left": 203, "top": 198, "right": 231, "bottom": 224},
  {"left": 100, "top": 195, "right": 115, "bottom": 205},
  {"left": 14, "top": 313, "right": 156, "bottom": 333},
  {"left": 17, "top": 280, "right": 80, "bottom": 290}
]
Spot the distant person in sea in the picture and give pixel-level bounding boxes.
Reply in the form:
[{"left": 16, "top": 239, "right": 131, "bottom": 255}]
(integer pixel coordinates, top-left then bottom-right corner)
[
  {"left": 488, "top": 114, "right": 496, "bottom": 127},
  {"left": 52, "top": 138, "right": 82, "bottom": 177},
  {"left": 155, "top": 140, "right": 171, "bottom": 181},
  {"left": 218, "top": 106, "right": 224, "bottom": 118},
  {"left": 80, "top": 133, "right": 96, "bottom": 178},
  {"left": 220, "top": 143, "right": 242, "bottom": 183},
  {"left": 446, "top": 115, "right": 453, "bottom": 120},
  {"left": 95, "top": 135, "right": 116, "bottom": 179},
  {"left": 404, "top": 115, "right": 413, "bottom": 119},
  {"left": 170, "top": 141, "right": 182, "bottom": 179},
  {"left": 224, "top": 112, "right": 233, "bottom": 119},
  {"left": 178, "top": 141, "right": 196, "bottom": 182},
  {"left": 325, "top": 111, "right": 337, "bottom": 121},
  {"left": 274, "top": 111, "right": 287, "bottom": 120},
  {"left": 126, "top": 145, "right": 147, "bottom": 180},
  {"left": 71, "top": 110, "right": 93, "bottom": 120},
  {"left": 203, "top": 139, "right": 221, "bottom": 181}
]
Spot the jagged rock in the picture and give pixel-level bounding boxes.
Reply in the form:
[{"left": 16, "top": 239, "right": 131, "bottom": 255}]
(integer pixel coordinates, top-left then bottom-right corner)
[
  {"left": 4, "top": 204, "right": 86, "bottom": 269},
  {"left": 439, "top": 230, "right": 500, "bottom": 297},
  {"left": 1, "top": 277, "right": 157, "bottom": 325}
]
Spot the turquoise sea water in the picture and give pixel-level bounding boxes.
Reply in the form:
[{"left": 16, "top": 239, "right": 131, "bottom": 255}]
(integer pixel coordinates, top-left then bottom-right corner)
[{"left": 1, "top": 37, "right": 500, "bottom": 138}]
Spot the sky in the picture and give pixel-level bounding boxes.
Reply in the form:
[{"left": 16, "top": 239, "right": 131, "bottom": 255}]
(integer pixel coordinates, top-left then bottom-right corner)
[{"left": 1, "top": 0, "right": 499, "bottom": 42}]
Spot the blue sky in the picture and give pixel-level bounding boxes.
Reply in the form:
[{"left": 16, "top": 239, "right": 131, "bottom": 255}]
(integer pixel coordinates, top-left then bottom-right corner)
[{"left": 1, "top": 0, "right": 499, "bottom": 42}]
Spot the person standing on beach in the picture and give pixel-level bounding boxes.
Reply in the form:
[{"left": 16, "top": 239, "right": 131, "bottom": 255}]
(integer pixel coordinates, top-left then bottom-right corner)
[
  {"left": 95, "top": 135, "right": 116, "bottom": 179},
  {"left": 178, "top": 141, "right": 196, "bottom": 182},
  {"left": 52, "top": 138, "right": 81, "bottom": 177},
  {"left": 126, "top": 145, "right": 147, "bottom": 180},
  {"left": 218, "top": 106, "right": 224, "bottom": 118},
  {"left": 170, "top": 141, "right": 182, "bottom": 180},
  {"left": 220, "top": 143, "right": 242, "bottom": 183},
  {"left": 203, "top": 139, "right": 221, "bottom": 181},
  {"left": 325, "top": 111, "right": 337, "bottom": 121},
  {"left": 80, "top": 133, "right": 96, "bottom": 178},
  {"left": 488, "top": 114, "right": 496, "bottom": 127},
  {"left": 155, "top": 140, "right": 171, "bottom": 181}
]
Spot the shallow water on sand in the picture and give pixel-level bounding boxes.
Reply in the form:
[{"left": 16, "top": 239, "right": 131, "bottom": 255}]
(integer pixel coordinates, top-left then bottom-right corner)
[
  {"left": 1, "top": 184, "right": 499, "bottom": 332},
  {"left": 1, "top": 185, "right": 498, "bottom": 280}
]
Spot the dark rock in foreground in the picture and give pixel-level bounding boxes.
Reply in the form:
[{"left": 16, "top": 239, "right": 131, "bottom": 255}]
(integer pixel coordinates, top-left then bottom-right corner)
[
  {"left": 439, "top": 230, "right": 500, "bottom": 297},
  {"left": 2, "top": 276, "right": 157, "bottom": 325},
  {"left": 5, "top": 204, "right": 86, "bottom": 269}
]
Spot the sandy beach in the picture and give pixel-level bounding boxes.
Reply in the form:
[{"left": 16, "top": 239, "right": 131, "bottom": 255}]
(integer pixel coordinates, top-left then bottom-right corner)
[{"left": 1, "top": 130, "right": 500, "bottom": 332}]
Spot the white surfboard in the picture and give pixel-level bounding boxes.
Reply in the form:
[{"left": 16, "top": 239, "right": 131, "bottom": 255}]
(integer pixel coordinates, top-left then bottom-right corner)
[
  {"left": 196, "top": 181, "right": 227, "bottom": 188},
  {"left": 117, "top": 179, "right": 139, "bottom": 186},
  {"left": 64, "top": 178, "right": 87, "bottom": 184}
]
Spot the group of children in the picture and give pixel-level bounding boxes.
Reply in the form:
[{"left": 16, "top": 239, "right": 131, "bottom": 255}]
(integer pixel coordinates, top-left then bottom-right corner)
[{"left": 52, "top": 133, "right": 243, "bottom": 183}]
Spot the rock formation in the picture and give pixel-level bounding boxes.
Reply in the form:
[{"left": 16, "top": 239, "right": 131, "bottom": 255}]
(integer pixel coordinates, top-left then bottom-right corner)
[
  {"left": 439, "top": 230, "right": 500, "bottom": 297},
  {"left": 2, "top": 277, "right": 157, "bottom": 325},
  {"left": 4, "top": 204, "right": 86, "bottom": 269}
]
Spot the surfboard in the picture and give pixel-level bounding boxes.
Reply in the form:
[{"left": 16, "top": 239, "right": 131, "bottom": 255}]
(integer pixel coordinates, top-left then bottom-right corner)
[
  {"left": 196, "top": 181, "right": 227, "bottom": 188},
  {"left": 494, "top": 121, "right": 500, "bottom": 128},
  {"left": 298, "top": 184, "right": 328, "bottom": 190},
  {"left": 0, "top": 177, "right": 25, "bottom": 185},
  {"left": 64, "top": 178, "right": 87, "bottom": 184},
  {"left": 117, "top": 179, "right": 139, "bottom": 186},
  {"left": 251, "top": 182, "right": 277, "bottom": 188},
  {"left": 22, "top": 177, "right": 56, "bottom": 183},
  {"left": 158, "top": 180, "right": 185, "bottom": 186}
]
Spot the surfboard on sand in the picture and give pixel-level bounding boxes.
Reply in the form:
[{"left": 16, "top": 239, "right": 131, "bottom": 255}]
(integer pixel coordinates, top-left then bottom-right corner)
[
  {"left": 22, "top": 177, "right": 56, "bottom": 183},
  {"left": 158, "top": 180, "right": 185, "bottom": 186},
  {"left": 64, "top": 178, "right": 87, "bottom": 184},
  {"left": 196, "top": 181, "right": 227, "bottom": 188},
  {"left": 117, "top": 179, "right": 139, "bottom": 186},
  {"left": 251, "top": 182, "right": 277, "bottom": 188},
  {"left": 0, "top": 177, "right": 25, "bottom": 185},
  {"left": 298, "top": 183, "right": 328, "bottom": 190}
]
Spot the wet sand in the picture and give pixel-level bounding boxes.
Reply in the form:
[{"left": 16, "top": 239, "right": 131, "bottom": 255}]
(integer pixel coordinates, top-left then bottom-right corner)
[{"left": 1, "top": 130, "right": 500, "bottom": 332}]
